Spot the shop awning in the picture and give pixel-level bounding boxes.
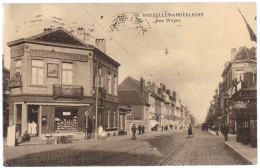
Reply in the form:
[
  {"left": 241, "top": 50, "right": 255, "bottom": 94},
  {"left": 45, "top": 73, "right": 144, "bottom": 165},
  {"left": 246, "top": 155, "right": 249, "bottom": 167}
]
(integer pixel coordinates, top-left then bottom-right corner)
[
  {"left": 149, "top": 120, "right": 160, "bottom": 128},
  {"left": 26, "top": 102, "right": 90, "bottom": 106}
]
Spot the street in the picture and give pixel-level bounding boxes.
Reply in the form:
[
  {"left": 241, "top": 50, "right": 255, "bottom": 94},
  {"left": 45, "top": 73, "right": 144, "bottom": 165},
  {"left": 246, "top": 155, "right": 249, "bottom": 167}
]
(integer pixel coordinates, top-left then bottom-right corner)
[{"left": 3, "top": 129, "right": 250, "bottom": 166}]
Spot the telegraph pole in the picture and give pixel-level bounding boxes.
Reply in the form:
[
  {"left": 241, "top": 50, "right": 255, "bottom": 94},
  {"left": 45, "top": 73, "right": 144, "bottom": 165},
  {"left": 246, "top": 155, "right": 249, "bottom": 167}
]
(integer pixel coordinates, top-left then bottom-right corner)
[{"left": 95, "top": 64, "right": 99, "bottom": 140}]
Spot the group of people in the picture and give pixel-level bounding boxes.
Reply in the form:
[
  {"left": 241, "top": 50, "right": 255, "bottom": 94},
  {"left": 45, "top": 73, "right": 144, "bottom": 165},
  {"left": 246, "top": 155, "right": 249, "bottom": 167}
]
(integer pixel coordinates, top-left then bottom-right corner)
[{"left": 131, "top": 124, "right": 145, "bottom": 140}]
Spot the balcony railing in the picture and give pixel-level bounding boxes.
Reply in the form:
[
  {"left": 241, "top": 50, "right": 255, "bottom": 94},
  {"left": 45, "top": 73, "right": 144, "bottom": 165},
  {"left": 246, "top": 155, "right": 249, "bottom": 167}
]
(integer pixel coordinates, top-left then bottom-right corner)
[{"left": 53, "top": 85, "right": 84, "bottom": 99}]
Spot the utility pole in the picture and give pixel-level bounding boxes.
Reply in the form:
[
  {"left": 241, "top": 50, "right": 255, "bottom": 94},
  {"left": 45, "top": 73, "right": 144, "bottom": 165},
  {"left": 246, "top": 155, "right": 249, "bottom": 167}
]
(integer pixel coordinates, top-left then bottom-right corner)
[{"left": 94, "top": 64, "right": 100, "bottom": 140}]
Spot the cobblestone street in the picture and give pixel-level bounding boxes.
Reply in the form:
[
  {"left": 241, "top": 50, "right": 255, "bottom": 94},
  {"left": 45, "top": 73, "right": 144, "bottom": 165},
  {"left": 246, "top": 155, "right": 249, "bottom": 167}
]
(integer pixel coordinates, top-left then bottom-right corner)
[{"left": 3, "top": 129, "right": 250, "bottom": 166}]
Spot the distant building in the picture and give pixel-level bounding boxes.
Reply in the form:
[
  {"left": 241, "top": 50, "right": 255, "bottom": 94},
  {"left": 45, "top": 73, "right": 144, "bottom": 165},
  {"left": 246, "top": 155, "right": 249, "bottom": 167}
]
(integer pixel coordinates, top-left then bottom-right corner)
[
  {"left": 220, "top": 46, "right": 256, "bottom": 147},
  {"left": 6, "top": 27, "right": 120, "bottom": 139},
  {"left": 2, "top": 59, "right": 10, "bottom": 137}
]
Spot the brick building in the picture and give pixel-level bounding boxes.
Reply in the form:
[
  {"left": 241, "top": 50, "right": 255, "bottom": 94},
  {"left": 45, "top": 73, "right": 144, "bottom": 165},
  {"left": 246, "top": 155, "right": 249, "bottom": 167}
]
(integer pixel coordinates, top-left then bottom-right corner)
[{"left": 6, "top": 27, "right": 120, "bottom": 139}]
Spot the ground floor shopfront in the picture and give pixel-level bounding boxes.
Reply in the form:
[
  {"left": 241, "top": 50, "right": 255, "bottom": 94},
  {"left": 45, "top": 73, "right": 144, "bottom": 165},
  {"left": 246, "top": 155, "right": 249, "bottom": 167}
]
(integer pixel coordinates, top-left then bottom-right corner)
[{"left": 8, "top": 95, "right": 120, "bottom": 140}]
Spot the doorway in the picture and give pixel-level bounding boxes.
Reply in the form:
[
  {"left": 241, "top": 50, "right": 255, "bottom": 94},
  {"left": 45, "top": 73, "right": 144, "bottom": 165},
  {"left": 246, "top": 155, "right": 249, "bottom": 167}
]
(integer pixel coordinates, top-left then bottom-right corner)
[{"left": 27, "top": 105, "right": 39, "bottom": 136}]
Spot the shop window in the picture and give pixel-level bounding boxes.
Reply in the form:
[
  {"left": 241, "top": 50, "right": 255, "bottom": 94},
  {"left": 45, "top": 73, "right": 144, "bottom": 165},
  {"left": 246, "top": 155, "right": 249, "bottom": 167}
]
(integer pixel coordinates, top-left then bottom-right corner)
[
  {"left": 113, "top": 111, "right": 116, "bottom": 127},
  {"left": 54, "top": 108, "right": 78, "bottom": 131},
  {"left": 120, "top": 115, "right": 123, "bottom": 129},
  {"left": 62, "top": 62, "right": 73, "bottom": 85},
  {"left": 31, "top": 59, "right": 44, "bottom": 86},
  {"left": 107, "top": 111, "right": 110, "bottom": 128}
]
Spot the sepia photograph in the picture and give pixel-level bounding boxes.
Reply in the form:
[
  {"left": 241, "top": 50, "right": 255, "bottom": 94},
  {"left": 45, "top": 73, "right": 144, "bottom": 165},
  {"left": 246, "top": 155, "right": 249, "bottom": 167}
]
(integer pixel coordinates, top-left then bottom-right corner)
[{"left": 1, "top": 1, "right": 257, "bottom": 166}]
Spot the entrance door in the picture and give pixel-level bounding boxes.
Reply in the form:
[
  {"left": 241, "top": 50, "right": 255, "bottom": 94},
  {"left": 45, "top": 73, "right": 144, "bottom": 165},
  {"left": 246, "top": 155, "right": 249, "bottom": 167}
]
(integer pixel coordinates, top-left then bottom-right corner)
[
  {"left": 16, "top": 104, "right": 22, "bottom": 137},
  {"left": 27, "top": 105, "right": 39, "bottom": 136}
]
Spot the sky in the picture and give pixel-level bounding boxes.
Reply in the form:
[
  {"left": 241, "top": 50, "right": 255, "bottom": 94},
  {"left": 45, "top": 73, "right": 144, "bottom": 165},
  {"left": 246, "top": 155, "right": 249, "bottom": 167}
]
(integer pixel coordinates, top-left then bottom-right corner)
[{"left": 2, "top": 2, "right": 257, "bottom": 123}]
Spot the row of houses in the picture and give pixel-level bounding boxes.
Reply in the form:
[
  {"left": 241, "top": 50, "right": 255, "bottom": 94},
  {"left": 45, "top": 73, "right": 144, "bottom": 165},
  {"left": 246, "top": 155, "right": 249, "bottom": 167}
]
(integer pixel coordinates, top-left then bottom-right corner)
[
  {"left": 205, "top": 46, "right": 257, "bottom": 148},
  {"left": 118, "top": 76, "right": 192, "bottom": 134},
  {"left": 3, "top": 27, "right": 192, "bottom": 141}
]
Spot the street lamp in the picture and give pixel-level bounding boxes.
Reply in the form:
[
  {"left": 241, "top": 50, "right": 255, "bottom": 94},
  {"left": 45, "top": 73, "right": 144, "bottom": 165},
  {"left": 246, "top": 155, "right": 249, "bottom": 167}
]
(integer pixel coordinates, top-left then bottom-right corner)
[{"left": 94, "top": 64, "right": 101, "bottom": 140}]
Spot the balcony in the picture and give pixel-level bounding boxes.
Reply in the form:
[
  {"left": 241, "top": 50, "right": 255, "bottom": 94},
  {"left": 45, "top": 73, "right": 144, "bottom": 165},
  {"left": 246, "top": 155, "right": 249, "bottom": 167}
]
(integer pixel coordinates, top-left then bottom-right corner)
[{"left": 53, "top": 85, "right": 84, "bottom": 99}]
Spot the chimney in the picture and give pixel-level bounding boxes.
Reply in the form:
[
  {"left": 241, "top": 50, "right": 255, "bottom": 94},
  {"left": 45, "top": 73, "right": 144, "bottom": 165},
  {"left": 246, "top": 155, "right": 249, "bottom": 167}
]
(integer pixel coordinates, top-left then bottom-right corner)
[
  {"left": 166, "top": 89, "right": 170, "bottom": 95},
  {"left": 146, "top": 81, "right": 151, "bottom": 87},
  {"left": 140, "top": 77, "right": 145, "bottom": 98},
  {"left": 95, "top": 39, "right": 106, "bottom": 54},
  {"left": 77, "top": 27, "right": 85, "bottom": 43},
  {"left": 172, "top": 91, "right": 177, "bottom": 99},
  {"left": 44, "top": 28, "right": 52, "bottom": 32},
  {"left": 231, "top": 48, "right": 237, "bottom": 60}
]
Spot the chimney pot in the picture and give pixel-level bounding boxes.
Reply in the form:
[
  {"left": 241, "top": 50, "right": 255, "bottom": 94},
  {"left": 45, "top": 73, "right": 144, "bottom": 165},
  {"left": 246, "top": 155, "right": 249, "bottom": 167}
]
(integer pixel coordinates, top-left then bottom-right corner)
[{"left": 95, "top": 38, "right": 106, "bottom": 54}]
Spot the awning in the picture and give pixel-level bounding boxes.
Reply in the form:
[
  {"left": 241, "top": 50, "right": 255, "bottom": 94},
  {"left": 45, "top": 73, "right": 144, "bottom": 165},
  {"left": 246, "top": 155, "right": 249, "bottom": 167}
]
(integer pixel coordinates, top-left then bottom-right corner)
[
  {"left": 149, "top": 120, "right": 160, "bottom": 128},
  {"left": 26, "top": 102, "right": 90, "bottom": 106}
]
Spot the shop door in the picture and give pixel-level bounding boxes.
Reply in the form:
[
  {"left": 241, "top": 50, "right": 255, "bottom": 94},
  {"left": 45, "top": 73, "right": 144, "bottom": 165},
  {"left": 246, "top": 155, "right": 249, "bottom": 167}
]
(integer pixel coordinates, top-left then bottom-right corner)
[
  {"left": 16, "top": 104, "right": 22, "bottom": 137},
  {"left": 27, "top": 105, "right": 39, "bottom": 136}
]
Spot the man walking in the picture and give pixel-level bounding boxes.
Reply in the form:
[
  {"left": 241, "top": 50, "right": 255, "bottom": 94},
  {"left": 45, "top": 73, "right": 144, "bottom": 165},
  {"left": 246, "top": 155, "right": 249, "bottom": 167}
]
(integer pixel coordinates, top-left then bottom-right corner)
[
  {"left": 131, "top": 124, "right": 137, "bottom": 140},
  {"left": 221, "top": 123, "right": 229, "bottom": 141}
]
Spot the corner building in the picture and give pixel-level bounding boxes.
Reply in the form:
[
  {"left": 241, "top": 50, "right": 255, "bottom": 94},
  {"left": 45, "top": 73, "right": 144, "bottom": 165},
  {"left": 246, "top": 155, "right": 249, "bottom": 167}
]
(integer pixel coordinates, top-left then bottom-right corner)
[{"left": 7, "top": 27, "right": 120, "bottom": 139}]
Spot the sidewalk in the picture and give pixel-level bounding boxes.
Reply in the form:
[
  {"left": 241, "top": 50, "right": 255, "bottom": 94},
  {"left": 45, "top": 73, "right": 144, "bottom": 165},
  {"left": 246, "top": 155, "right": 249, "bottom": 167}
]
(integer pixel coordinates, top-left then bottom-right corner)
[
  {"left": 3, "top": 129, "right": 183, "bottom": 146},
  {"left": 208, "top": 129, "right": 257, "bottom": 165}
]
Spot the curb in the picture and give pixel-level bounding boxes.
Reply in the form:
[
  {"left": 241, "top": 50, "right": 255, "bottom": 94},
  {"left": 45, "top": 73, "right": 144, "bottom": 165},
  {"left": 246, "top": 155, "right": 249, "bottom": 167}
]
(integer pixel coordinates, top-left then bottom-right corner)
[{"left": 224, "top": 142, "right": 256, "bottom": 165}]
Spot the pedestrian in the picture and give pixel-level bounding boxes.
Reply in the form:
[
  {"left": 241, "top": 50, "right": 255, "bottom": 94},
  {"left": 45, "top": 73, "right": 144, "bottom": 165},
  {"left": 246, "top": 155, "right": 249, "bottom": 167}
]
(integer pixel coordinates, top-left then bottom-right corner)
[
  {"left": 215, "top": 125, "right": 219, "bottom": 135},
  {"left": 141, "top": 125, "right": 145, "bottom": 134},
  {"left": 222, "top": 123, "right": 229, "bottom": 141},
  {"left": 162, "top": 125, "right": 164, "bottom": 131},
  {"left": 131, "top": 124, "right": 137, "bottom": 140},
  {"left": 138, "top": 124, "right": 142, "bottom": 134},
  {"left": 187, "top": 125, "right": 193, "bottom": 138},
  {"left": 98, "top": 125, "right": 104, "bottom": 140}
]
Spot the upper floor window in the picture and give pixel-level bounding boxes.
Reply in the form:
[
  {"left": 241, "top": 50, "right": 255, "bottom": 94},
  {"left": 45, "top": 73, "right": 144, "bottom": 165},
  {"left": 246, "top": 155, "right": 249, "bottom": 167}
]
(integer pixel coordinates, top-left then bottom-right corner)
[
  {"left": 31, "top": 59, "right": 44, "bottom": 86},
  {"left": 113, "top": 75, "right": 117, "bottom": 96},
  {"left": 15, "top": 60, "right": 21, "bottom": 74},
  {"left": 107, "top": 73, "right": 112, "bottom": 94},
  {"left": 236, "top": 71, "right": 244, "bottom": 82},
  {"left": 62, "top": 62, "right": 73, "bottom": 85}
]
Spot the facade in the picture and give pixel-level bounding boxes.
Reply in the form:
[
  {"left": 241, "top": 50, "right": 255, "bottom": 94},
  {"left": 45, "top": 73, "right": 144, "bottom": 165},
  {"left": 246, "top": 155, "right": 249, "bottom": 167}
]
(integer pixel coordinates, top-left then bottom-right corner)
[
  {"left": 3, "top": 61, "right": 10, "bottom": 137},
  {"left": 7, "top": 27, "right": 120, "bottom": 139},
  {"left": 118, "top": 76, "right": 150, "bottom": 133},
  {"left": 207, "top": 46, "right": 257, "bottom": 148}
]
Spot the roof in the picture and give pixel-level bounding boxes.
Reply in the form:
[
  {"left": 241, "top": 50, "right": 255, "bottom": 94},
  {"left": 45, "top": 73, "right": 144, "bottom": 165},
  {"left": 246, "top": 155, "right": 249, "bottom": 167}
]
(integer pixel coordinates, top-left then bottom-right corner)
[
  {"left": 7, "top": 27, "right": 92, "bottom": 49},
  {"left": 118, "top": 90, "right": 149, "bottom": 106},
  {"left": 233, "top": 47, "right": 256, "bottom": 61},
  {"left": 222, "top": 46, "right": 256, "bottom": 77},
  {"left": 7, "top": 27, "right": 120, "bottom": 66}
]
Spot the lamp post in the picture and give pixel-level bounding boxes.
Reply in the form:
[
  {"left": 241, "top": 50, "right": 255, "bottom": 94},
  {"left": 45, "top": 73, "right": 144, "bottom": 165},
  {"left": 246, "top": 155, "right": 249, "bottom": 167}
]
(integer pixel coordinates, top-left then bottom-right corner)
[{"left": 94, "top": 64, "right": 100, "bottom": 140}]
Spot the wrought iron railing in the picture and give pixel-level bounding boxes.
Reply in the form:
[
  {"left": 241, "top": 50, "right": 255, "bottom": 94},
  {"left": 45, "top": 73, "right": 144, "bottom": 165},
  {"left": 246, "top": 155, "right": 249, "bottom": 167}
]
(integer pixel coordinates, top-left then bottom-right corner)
[{"left": 53, "top": 84, "right": 84, "bottom": 99}]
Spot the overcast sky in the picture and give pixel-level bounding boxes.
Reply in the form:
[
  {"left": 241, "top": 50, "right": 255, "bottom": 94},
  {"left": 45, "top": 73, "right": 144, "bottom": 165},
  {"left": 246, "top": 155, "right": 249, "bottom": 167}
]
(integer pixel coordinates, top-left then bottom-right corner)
[{"left": 2, "top": 2, "right": 256, "bottom": 123}]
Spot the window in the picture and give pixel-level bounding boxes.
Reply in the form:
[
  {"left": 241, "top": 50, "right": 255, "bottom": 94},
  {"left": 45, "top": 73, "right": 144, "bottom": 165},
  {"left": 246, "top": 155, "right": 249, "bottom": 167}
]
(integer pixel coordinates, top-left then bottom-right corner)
[
  {"left": 126, "top": 106, "right": 132, "bottom": 115},
  {"left": 120, "top": 115, "right": 123, "bottom": 129},
  {"left": 236, "top": 71, "right": 244, "bottom": 82},
  {"left": 107, "top": 111, "right": 110, "bottom": 128},
  {"left": 113, "top": 111, "right": 116, "bottom": 127},
  {"left": 113, "top": 75, "right": 117, "bottom": 96},
  {"left": 15, "top": 60, "right": 21, "bottom": 74},
  {"left": 62, "top": 62, "right": 73, "bottom": 85},
  {"left": 107, "top": 73, "right": 111, "bottom": 94},
  {"left": 31, "top": 60, "right": 44, "bottom": 86}
]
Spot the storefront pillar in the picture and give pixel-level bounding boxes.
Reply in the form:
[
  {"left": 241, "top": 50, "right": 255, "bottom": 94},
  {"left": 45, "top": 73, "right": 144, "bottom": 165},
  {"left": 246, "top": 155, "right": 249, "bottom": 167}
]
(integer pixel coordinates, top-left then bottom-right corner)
[
  {"left": 21, "top": 102, "right": 28, "bottom": 136},
  {"left": 38, "top": 105, "right": 42, "bottom": 136}
]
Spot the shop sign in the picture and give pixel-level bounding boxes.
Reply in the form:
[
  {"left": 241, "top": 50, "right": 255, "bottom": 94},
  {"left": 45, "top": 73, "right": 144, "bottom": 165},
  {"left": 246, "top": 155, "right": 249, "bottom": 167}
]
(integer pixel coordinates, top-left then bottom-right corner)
[
  {"left": 233, "top": 102, "right": 247, "bottom": 109},
  {"left": 63, "top": 112, "right": 71, "bottom": 116}
]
